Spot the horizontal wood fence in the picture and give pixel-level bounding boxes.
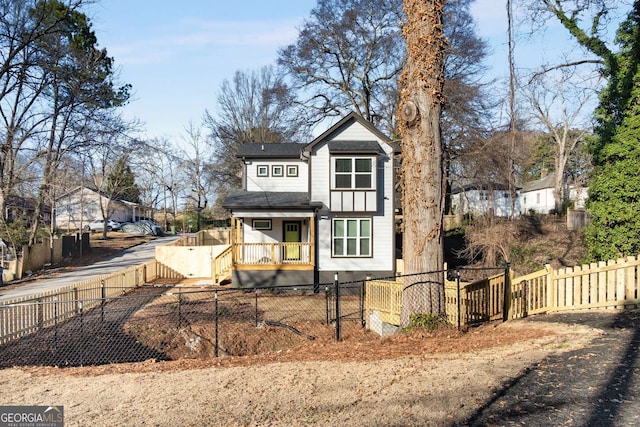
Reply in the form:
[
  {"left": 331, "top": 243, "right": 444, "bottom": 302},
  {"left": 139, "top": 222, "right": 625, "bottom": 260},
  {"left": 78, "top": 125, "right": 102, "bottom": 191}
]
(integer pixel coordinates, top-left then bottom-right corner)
[{"left": 366, "top": 255, "right": 640, "bottom": 329}]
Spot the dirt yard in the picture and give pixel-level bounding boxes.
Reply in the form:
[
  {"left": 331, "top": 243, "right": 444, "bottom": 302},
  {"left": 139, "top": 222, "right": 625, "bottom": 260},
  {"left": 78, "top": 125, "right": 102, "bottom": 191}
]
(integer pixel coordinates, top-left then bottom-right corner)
[{"left": 0, "top": 315, "right": 603, "bottom": 426}]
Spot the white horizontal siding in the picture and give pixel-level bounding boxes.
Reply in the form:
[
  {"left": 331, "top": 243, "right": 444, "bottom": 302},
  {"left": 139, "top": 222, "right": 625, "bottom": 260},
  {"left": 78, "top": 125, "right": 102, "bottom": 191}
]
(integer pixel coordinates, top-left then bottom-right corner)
[
  {"left": 245, "top": 160, "right": 308, "bottom": 192},
  {"left": 315, "top": 213, "right": 394, "bottom": 273},
  {"left": 315, "top": 140, "right": 395, "bottom": 274},
  {"left": 326, "top": 121, "right": 376, "bottom": 141},
  {"left": 242, "top": 217, "right": 310, "bottom": 243}
]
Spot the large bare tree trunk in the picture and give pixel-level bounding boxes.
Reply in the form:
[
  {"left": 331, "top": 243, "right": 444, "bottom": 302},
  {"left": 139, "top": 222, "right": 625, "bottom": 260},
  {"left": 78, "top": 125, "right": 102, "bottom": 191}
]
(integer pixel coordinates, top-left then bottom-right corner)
[{"left": 399, "top": 0, "right": 446, "bottom": 325}]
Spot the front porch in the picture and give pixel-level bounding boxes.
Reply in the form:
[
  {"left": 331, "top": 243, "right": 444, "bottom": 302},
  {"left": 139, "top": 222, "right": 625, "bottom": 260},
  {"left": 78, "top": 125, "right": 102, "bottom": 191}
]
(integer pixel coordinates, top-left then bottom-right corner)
[{"left": 213, "top": 216, "right": 316, "bottom": 285}]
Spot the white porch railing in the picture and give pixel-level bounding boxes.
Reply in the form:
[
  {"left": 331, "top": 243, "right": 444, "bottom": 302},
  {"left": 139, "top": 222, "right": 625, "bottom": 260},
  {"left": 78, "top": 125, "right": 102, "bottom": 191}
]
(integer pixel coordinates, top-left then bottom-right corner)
[{"left": 235, "top": 242, "right": 313, "bottom": 266}]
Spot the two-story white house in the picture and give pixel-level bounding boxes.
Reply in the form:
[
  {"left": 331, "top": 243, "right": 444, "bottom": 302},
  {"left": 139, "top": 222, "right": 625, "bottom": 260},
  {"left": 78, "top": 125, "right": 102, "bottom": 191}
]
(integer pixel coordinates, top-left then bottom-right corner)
[{"left": 221, "top": 112, "right": 397, "bottom": 287}]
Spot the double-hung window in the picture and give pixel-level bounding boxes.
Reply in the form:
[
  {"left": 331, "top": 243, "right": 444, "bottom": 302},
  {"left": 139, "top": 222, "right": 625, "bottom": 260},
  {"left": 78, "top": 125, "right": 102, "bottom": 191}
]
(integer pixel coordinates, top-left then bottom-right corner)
[
  {"left": 333, "top": 218, "right": 371, "bottom": 257},
  {"left": 334, "top": 157, "right": 374, "bottom": 189}
]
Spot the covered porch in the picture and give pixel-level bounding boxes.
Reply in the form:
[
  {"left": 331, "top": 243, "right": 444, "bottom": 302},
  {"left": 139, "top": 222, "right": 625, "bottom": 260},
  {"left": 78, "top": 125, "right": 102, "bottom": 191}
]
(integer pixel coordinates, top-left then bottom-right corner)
[
  {"left": 220, "top": 191, "right": 321, "bottom": 286},
  {"left": 229, "top": 215, "right": 315, "bottom": 270}
]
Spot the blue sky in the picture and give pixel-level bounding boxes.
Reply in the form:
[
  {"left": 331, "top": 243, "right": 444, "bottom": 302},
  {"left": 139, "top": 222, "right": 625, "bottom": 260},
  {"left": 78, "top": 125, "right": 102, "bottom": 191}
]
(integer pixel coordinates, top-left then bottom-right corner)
[
  {"left": 86, "top": 0, "right": 582, "bottom": 144},
  {"left": 87, "top": 0, "right": 317, "bottom": 142}
]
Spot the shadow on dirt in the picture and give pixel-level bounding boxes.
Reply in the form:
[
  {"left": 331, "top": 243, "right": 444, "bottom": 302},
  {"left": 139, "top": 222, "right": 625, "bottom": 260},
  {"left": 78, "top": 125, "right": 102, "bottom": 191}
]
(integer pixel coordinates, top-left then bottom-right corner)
[
  {"left": 0, "top": 287, "right": 169, "bottom": 367},
  {"left": 461, "top": 310, "right": 640, "bottom": 426}
]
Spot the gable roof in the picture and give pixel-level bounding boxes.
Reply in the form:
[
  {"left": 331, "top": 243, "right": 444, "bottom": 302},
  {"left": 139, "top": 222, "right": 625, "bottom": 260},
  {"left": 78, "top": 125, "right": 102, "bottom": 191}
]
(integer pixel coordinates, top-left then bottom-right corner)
[
  {"left": 521, "top": 172, "right": 555, "bottom": 192},
  {"left": 236, "top": 143, "right": 305, "bottom": 159},
  {"left": 451, "top": 183, "right": 517, "bottom": 195},
  {"left": 56, "top": 185, "right": 143, "bottom": 206},
  {"left": 304, "top": 112, "right": 392, "bottom": 154}
]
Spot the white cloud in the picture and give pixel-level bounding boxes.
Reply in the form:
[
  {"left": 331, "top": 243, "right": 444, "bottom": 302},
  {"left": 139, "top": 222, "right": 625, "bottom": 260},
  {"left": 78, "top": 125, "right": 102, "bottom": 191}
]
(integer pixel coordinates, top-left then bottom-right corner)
[{"left": 108, "top": 18, "right": 302, "bottom": 66}]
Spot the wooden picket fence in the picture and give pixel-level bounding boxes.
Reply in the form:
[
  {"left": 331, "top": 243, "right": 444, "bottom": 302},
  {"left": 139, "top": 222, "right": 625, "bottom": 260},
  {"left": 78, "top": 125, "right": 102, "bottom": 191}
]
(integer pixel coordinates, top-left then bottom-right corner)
[
  {"left": 366, "top": 255, "right": 640, "bottom": 328},
  {"left": 0, "top": 260, "right": 159, "bottom": 345}
]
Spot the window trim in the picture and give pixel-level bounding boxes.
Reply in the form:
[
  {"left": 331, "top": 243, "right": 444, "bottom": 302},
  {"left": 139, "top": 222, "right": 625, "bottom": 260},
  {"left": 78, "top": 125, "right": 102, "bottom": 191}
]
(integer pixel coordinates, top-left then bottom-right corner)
[
  {"left": 252, "top": 219, "right": 272, "bottom": 230},
  {"left": 257, "top": 165, "right": 269, "bottom": 177},
  {"left": 331, "top": 156, "right": 375, "bottom": 190},
  {"left": 286, "top": 165, "right": 298, "bottom": 177},
  {"left": 332, "top": 217, "right": 372, "bottom": 257},
  {"left": 272, "top": 165, "right": 284, "bottom": 177}
]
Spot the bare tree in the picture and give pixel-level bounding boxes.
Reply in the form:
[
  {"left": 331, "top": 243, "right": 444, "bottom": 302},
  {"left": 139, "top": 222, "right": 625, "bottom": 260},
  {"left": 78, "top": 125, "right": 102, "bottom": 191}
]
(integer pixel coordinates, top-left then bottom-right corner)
[
  {"left": 203, "top": 66, "right": 311, "bottom": 203},
  {"left": 278, "top": 0, "right": 405, "bottom": 133},
  {"left": 133, "top": 137, "right": 184, "bottom": 231},
  {"left": 0, "top": 0, "right": 88, "bottom": 220},
  {"left": 523, "top": 70, "right": 595, "bottom": 211},
  {"left": 399, "top": 0, "right": 447, "bottom": 324},
  {"left": 182, "top": 122, "right": 211, "bottom": 232},
  {"left": 82, "top": 115, "right": 138, "bottom": 238}
]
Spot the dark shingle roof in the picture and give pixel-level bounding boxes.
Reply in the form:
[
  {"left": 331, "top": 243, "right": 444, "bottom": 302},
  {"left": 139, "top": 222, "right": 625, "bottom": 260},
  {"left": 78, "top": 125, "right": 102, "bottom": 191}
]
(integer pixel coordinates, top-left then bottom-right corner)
[
  {"left": 450, "top": 183, "right": 516, "bottom": 194},
  {"left": 521, "top": 172, "right": 555, "bottom": 192},
  {"left": 327, "top": 140, "right": 382, "bottom": 153},
  {"left": 222, "top": 191, "right": 321, "bottom": 210},
  {"left": 236, "top": 143, "right": 304, "bottom": 159}
]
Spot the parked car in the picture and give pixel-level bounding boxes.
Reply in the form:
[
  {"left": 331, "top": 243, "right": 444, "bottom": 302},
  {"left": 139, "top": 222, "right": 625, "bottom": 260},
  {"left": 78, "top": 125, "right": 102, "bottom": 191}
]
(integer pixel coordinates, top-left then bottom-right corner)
[
  {"left": 85, "top": 219, "right": 121, "bottom": 232},
  {"left": 120, "top": 220, "right": 164, "bottom": 236}
]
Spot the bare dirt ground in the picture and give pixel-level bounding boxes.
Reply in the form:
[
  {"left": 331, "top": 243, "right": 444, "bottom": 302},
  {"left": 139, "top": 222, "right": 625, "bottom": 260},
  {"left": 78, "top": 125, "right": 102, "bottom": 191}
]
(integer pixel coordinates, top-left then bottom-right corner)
[
  {"left": 0, "top": 314, "right": 605, "bottom": 426},
  {"left": 2, "top": 232, "right": 634, "bottom": 426}
]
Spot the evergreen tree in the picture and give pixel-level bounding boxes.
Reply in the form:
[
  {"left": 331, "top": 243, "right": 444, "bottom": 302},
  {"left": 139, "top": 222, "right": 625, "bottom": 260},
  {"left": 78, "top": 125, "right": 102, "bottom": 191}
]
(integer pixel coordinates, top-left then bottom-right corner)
[
  {"left": 585, "top": 2, "right": 640, "bottom": 260},
  {"left": 544, "top": 1, "right": 640, "bottom": 259},
  {"left": 107, "top": 156, "right": 140, "bottom": 203}
]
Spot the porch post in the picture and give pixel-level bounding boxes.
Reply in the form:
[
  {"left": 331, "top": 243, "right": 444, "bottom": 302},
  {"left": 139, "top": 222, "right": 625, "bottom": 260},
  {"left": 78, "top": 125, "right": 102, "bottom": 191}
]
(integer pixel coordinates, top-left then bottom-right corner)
[{"left": 309, "top": 215, "right": 315, "bottom": 266}]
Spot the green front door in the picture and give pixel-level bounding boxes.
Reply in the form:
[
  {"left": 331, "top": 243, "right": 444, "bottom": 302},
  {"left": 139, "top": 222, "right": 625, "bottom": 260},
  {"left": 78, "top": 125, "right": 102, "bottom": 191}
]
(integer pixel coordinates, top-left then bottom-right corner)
[{"left": 283, "top": 221, "right": 301, "bottom": 260}]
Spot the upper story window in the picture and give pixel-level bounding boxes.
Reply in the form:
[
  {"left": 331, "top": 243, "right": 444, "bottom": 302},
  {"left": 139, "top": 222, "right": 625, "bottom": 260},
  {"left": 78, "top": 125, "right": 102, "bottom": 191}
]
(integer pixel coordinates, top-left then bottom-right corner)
[{"left": 333, "top": 157, "right": 374, "bottom": 190}]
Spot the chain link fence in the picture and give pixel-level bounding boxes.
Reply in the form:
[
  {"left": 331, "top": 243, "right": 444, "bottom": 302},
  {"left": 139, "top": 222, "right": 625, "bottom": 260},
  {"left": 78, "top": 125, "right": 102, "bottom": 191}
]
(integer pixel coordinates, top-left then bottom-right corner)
[
  {"left": 0, "top": 267, "right": 510, "bottom": 369},
  {"left": 0, "top": 280, "right": 367, "bottom": 368}
]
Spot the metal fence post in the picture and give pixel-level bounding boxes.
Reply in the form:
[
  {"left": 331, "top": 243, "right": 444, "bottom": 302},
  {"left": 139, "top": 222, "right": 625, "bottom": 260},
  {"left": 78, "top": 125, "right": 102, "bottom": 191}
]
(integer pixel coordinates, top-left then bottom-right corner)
[
  {"left": 502, "top": 263, "right": 512, "bottom": 322},
  {"left": 361, "top": 276, "right": 369, "bottom": 328},
  {"left": 79, "top": 300, "right": 84, "bottom": 367},
  {"left": 178, "top": 289, "right": 182, "bottom": 328},
  {"left": 325, "top": 286, "right": 330, "bottom": 325},
  {"left": 255, "top": 290, "right": 259, "bottom": 328},
  {"left": 53, "top": 297, "right": 58, "bottom": 350},
  {"left": 101, "top": 279, "right": 106, "bottom": 322},
  {"left": 456, "top": 268, "right": 461, "bottom": 330},
  {"left": 37, "top": 298, "right": 43, "bottom": 331},
  {"left": 214, "top": 291, "right": 219, "bottom": 358},
  {"left": 334, "top": 272, "right": 340, "bottom": 341}
]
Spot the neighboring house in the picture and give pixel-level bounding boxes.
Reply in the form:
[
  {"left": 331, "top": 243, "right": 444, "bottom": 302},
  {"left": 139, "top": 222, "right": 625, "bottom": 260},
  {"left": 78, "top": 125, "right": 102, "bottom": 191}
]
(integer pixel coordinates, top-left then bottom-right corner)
[
  {"left": 221, "top": 112, "right": 396, "bottom": 287},
  {"left": 55, "top": 186, "right": 148, "bottom": 230},
  {"left": 450, "top": 183, "right": 520, "bottom": 218},
  {"left": 520, "top": 171, "right": 588, "bottom": 215},
  {"left": 3, "top": 196, "right": 52, "bottom": 226}
]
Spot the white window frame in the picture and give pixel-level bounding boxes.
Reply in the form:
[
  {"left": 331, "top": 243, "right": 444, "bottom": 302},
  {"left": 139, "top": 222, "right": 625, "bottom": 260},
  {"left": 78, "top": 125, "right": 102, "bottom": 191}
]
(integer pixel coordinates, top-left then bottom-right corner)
[
  {"left": 272, "top": 165, "right": 284, "bottom": 177},
  {"left": 332, "top": 218, "right": 372, "bottom": 257},
  {"left": 257, "top": 165, "right": 269, "bottom": 177},
  {"left": 332, "top": 156, "right": 375, "bottom": 190},
  {"left": 286, "top": 165, "right": 298, "bottom": 177},
  {"left": 252, "top": 219, "right": 272, "bottom": 230}
]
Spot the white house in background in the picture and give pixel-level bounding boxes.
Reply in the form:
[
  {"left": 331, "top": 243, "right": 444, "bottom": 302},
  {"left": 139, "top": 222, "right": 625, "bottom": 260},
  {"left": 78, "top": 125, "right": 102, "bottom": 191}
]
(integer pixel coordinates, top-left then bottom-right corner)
[
  {"left": 221, "top": 112, "right": 397, "bottom": 287},
  {"left": 55, "top": 186, "right": 148, "bottom": 230},
  {"left": 450, "top": 183, "right": 520, "bottom": 217},
  {"left": 520, "top": 171, "right": 588, "bottom": 215}
]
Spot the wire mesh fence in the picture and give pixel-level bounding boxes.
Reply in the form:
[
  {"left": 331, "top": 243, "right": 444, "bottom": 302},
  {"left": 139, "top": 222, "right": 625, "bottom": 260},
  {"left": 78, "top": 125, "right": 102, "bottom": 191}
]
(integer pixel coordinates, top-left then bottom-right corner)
[
  {"left": 0, "top": 266, "right": 511, "bottom": 369},
  {"left": 0, "top": 281, "right": 367, "bottom": 368}
]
